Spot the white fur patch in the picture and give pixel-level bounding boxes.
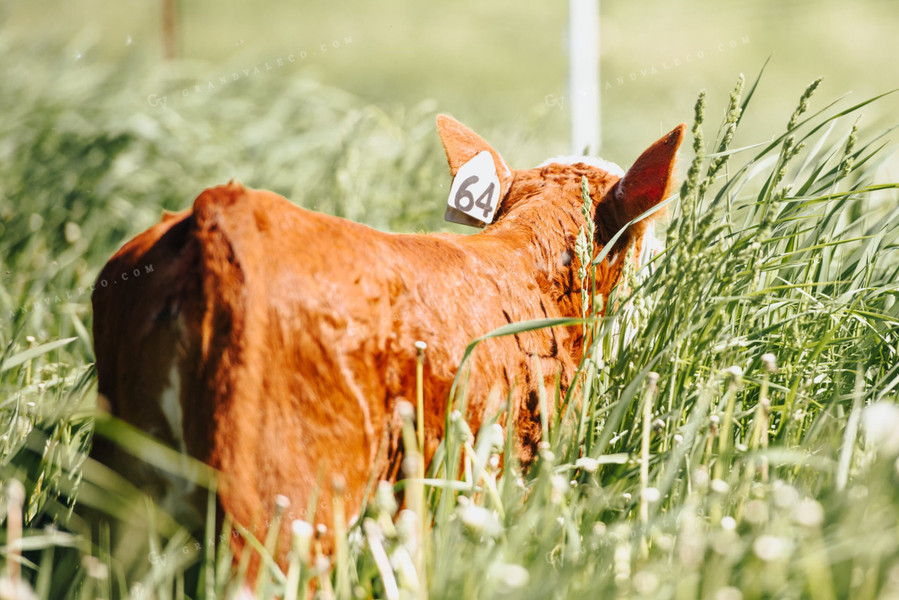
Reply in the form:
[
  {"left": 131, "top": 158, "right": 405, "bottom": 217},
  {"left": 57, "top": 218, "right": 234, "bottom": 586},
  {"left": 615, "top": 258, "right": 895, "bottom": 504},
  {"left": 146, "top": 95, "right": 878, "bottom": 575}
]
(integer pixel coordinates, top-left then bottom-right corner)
[
  {"left": 157, "top": 363, "right": 197, "bottom": 513},
  {"left": 600, "top": 222, "right": 665, "bottom": 364},
  {"left": 159, "top": 364, "right": 185, "bottom": 453},
  {"left": 538, "top": 155, "right": 625, "bottom": 177},
  {"left": 639, "top": 221, "right": 664, "bottom": 270}
]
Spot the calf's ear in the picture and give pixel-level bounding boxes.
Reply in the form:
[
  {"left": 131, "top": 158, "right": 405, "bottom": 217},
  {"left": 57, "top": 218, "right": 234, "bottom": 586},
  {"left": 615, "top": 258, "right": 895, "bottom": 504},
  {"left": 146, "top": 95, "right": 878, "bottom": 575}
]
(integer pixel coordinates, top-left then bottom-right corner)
[
  {"left": 614, "top": 124, "right": 686, "bottom": 224},
  {"left": 436, "top": 114, "right": 514, "bottom": 200}
]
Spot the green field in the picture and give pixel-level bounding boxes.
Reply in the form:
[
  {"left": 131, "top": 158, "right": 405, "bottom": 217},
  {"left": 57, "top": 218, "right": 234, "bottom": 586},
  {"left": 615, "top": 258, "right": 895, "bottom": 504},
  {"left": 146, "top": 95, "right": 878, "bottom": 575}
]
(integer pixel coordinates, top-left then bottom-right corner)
[{"left": 1, "top": 1, "right": 899, "bottom": 598}]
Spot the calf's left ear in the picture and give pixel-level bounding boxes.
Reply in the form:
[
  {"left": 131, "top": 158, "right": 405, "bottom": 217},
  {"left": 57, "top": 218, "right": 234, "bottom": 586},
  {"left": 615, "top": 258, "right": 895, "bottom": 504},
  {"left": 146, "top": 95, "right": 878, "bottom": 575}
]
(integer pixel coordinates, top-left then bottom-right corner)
[
  {"left": 614, "top": 124, "right": 686, "bottom": 224},
  {"left": 436, "top": 114, "right": 514, "bottom": 201}
]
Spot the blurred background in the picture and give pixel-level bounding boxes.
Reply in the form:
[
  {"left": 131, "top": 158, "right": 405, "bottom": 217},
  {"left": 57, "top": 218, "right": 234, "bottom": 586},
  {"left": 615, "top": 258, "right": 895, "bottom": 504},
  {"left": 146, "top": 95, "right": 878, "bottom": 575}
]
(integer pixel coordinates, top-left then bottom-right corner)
[
  {"left": 4, "top": 0, "right": 897, "bottom": 161},
  {"left": 0, "top": 0, "right": 897, "bottom": 344}
]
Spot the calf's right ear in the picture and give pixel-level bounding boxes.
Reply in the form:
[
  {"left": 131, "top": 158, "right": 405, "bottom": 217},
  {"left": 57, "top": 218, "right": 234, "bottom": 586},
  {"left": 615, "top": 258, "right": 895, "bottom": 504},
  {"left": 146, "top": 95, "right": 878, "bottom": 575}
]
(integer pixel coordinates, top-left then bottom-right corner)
[{"left": 614, "top": 124, "right": 686, "bottom": 224}]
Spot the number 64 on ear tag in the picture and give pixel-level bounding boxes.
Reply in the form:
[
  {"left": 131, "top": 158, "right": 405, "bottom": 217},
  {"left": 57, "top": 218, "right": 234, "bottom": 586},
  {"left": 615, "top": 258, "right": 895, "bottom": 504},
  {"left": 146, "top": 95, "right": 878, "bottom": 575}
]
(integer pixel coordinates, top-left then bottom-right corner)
[{"left": 444, "top": 151, "right": 500, "bottom": 227}]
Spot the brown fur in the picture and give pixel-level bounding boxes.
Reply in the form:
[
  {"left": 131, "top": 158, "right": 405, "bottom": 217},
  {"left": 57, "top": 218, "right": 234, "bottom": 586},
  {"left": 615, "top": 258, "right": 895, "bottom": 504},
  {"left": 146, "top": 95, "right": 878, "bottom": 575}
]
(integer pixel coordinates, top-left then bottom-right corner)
[{"left": 90, "top": 116, "right": 684, "bottom": 576}]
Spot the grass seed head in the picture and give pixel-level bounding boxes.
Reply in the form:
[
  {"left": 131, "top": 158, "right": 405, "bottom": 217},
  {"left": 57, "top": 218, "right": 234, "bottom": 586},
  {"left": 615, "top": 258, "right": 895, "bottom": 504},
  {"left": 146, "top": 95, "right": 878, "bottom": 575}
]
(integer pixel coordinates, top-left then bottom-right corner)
[{"left": 787, "top": 77, "right": 823, "bottom": 131}]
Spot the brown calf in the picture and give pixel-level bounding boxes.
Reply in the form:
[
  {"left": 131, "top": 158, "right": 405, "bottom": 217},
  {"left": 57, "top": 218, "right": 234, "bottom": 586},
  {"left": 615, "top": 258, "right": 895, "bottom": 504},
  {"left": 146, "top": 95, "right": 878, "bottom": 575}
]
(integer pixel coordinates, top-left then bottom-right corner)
[{"left": 90, "top": 115, "right": 683, "bottom": 573}]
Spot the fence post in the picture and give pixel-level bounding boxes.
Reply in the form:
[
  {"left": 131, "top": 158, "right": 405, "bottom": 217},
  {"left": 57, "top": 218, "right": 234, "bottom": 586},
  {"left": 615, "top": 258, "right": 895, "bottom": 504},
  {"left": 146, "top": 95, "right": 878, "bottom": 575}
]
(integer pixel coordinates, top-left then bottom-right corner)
[
  {"left": 568, "top": 0, "right": 600, "bottom": 155},
  {"left": 162, "top": 0, "right": 178, "bottom": 59}
]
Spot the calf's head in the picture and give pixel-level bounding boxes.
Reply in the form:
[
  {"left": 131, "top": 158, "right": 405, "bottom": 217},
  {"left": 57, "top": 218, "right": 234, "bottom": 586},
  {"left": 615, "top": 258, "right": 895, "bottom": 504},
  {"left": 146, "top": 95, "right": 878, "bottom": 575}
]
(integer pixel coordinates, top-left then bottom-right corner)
[{"left": 437, "top": 114, "right": 684, "bottom": 306}]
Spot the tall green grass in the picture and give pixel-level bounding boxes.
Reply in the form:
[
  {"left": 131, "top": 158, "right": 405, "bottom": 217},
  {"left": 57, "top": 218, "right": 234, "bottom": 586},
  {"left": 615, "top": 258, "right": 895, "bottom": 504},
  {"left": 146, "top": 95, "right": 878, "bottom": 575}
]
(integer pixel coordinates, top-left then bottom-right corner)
[
  {"left": 2, "top": 50, "right": 899, "bottom": 599},
  {"left": 0, "top": 35, "right": 450, "bottom": 367}
]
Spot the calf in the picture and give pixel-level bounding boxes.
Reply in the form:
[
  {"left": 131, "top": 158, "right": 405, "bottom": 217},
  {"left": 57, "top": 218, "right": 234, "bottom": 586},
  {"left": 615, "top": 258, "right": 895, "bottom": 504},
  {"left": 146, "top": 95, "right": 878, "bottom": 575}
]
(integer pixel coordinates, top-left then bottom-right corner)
[{"left": 90, "top": 115, "right": 683, "bottom": 574}]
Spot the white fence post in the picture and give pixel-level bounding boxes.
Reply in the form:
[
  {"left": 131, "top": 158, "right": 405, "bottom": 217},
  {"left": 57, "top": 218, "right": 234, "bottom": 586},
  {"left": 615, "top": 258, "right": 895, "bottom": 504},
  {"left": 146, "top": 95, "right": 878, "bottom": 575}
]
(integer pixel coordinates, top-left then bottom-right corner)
[{"left": 568, "top": 0, "right": 600, "bottom": 155}]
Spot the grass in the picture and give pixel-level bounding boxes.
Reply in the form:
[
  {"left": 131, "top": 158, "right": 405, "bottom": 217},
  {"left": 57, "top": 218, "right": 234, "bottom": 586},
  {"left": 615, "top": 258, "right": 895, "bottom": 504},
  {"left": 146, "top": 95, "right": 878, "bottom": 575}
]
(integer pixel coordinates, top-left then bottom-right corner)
[{"left": 1, "top": 31, "right": 899, "bottom": 600}]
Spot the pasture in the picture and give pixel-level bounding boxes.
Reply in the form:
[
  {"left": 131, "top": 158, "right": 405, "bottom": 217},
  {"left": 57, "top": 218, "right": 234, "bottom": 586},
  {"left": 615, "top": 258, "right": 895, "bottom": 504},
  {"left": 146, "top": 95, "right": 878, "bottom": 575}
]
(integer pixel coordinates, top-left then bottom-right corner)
[{"left": 2, "top": 1, "right": 899, "bottom": 598}]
